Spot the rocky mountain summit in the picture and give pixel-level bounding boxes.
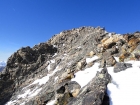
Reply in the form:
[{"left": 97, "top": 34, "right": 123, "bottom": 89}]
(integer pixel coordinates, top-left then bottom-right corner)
[{"left": 0, "top": 26, "right": 140, "bottom": 105}]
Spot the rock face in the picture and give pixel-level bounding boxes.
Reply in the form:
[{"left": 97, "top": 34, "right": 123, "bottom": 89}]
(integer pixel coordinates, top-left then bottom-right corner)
[
  {"left": 114, "top": 62, "right": 132, "bottom": 73},
  {"left": 0, "top": 44, "right": 57, "bottom": 105},
  {"left": 67, "top": 68, "right": 111, "bottom": 105},
  {"left": 0, "top": 26, "right": 140, "bottom": 105}
]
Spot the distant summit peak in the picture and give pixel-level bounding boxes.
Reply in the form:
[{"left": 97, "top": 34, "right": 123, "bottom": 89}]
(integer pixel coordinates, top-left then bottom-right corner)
[{"left": 0, "top": 61, "right": 6, "bottom": 67}]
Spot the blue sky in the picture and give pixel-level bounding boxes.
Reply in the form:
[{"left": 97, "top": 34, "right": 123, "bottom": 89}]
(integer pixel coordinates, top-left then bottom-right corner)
[{"left": 0, "top": 0, "right": 140, "bottom": 61}]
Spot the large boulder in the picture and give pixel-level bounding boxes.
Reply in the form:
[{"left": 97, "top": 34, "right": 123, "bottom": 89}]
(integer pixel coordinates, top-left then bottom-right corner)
[
  {"left": 114, "top": 62, "right": 132, "bottom": 73},
  {"left": 68, "top": 68, "right": 111, "bottom": 105}
]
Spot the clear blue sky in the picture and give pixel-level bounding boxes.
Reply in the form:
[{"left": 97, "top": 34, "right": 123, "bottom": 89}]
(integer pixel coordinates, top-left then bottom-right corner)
[{"left": 0, "top": 0, "right": 140, "bottom": 61}]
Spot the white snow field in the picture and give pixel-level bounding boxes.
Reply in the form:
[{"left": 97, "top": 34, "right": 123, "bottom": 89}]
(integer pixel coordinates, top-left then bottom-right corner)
[
  {"left": 71, "top": 62, "right": 102, "bottom": 88},
  {"left": 86, "top": 56, "right": 98, "bottom": 63},
  {"left": 46, "top": 100, "right": 56, "bottom": 105},
  {"left": 107, "top": 60, "right": 140, "bottom": 105},
  {"left": 73, "top": 56, "right": 140, "bottom": 105}
]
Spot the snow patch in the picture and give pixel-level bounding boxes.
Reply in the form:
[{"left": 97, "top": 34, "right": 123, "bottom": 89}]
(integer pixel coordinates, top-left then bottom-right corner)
[
  {"left": 6, "top": 100, "right": 17, "bottom": 105},
  {"left": 32, "top": 65, "right": 60, "bottom": 85},
  {"left": 47, "top": 59, "right": 55, "bottom": 71},
  {"left": 107, "top": 61, "right": 140, "bottom": 105},
  {"left": 28, "top": 88, "right": 42, "bottom": 97},
  {"left": 6, "top": 87, "right": 42, "bottom": 105},
  {"left": 105, "top": 31, "right": 108, "bottom": 34},
  {"left": 18, "top": 87, "right": 42, "bottom": 99},
  {"left": 32, "top": 75, "right": 50, "bottom": 85},
  {"left": 72, "top": 63, "right": 102, "bottom": 88},
  {"left": 86, "top": 56, "right": 98, "bottom": 63},
  {"left": 53, "top": 53, "right": 57, "bottom": 57},
  {"left": 51, "top": 59, "right": 55, "bottom": 63},
  {"left": 114, "top": 57, "right": 119, "bottom": 62},
  {"left": 46, "top": 100, "right": 56, "bottom": 105},
  {"left": 55, "top": 76, "right": 58, "bottom": 81},
  {"left": 77, "top": 46, "right": 81, "bottom": 49},
  {"left": 116, "top": 34, "right": 121, "bottom": 36},
  {"left": 18, "top": 89, "right": 31, "bottom": 98},
  {"left": 64, "top": 54, "right": 67, "bottom": 56},
  {"left": 47, "top": 64, "right": 51, "bottom": 71},
  {"left": 108, "top": 33, "right": 112, "bottom": 37},
  {"left": 53, "top": 45, "right": 57, "bottom": 48}
]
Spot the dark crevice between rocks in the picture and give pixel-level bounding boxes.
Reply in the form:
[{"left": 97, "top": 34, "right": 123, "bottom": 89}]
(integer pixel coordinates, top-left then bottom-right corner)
[
  {"left": 57, "top": 92, "right": 73, "bottom": 105},
  {"left": 102, "top": 91, "right": 110, "bottom": 105},
  {"left": 0, "top": 80, "right": 15, "bottom": 105}
]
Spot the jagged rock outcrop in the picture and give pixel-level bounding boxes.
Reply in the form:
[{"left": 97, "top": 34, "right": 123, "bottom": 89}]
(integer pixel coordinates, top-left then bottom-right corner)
[
  {"left": 114, "top": 62, "right": 132, "bottom": 73},
  {"left": 67, "top": 68, "right": 111, "bottom": 105},
  {"left": 0, "top": 43, "right": 57, "bottom": 105},
  {"left": 0, "top": 26, "right": 140, "bottom": 105}
]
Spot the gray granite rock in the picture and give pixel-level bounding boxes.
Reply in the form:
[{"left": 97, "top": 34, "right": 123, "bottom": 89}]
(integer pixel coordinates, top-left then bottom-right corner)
[{"left": 114, "top": 62, "right": 132, "bottom": 73}]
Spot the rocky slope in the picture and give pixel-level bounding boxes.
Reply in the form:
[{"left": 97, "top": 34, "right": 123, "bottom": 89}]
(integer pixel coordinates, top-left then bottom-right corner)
[{"left": 0, "top": 26, "right": 140, "bottom": 105}]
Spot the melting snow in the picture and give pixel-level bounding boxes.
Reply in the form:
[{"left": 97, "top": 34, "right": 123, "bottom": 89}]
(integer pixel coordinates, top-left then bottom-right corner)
[
  {"left": 46, "top": 100, "right": 56, "bottom": 105},
  {"left": 55, "top": 76, "right": 58, "bottom": 81},
  {"left": 18, "top": 87, "right": 42, "bottom": 99},
  {"left": 47, "top": 64, "right": 51, "bottom": 71},
  {"left": 108, "top": 33, "right": 112, "bottom": 37},
  {"left": 53, "top": 53, "right": 57, "bottom": 57},
  {"left": 77, "top": 46, "right": 81, "bottom": 49},
  {"left": 86, "top": 56, "right": 98, "bottom": 63},
  {"left": 32, "top": 65, "right": 60, "bottom": 85},
  {"left": 7, "top": 53, "right": 140, "bottom": 105},
  {"left": 6, "top": 87, "right": 42, "bottom": 105},
  {"left": 51, "top": 59, "right": 55, "bottom": 63},
  {"left": 72, "top": 58, "right": 140, "bottom": 105},
  {"left": 6, "top": 59, "right": 60, "bottom": 105},
  {"left": 105, "top": 31, "right": 108, "bottom": 34},
  {"left": 18, "top": 89, "right": 31, "bottom": 98},
  {"left": 107, "top": 60, "right": 140, "bottom": 105},
  {"left": 72, "top": 63, "right": 102, "bottom": 88},
  {"left": 6, "top": 100, "right": 17, "bottom": 105},
  {"left": 64, "top": 53, "right": 67, "bottom": 56},
  {"left": 114, "top": 57, "right": 119, "bottom": 62},
  {"left": 32, "top": 75, "right": 50, "bottom": 85},
  {"left": 53, "top": 45, "right": 57, "bottom": 48},
  {"left": 28, "top": 88, "right": 42, "bottom": 97},
  {"left": 47, "top": 60, "right": 55, "bottom": 71}
]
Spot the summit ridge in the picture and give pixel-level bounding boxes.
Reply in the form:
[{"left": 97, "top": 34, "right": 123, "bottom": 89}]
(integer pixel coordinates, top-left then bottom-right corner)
[{"left": 0, "top": 26, "right": 140, "bottom": 105}]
